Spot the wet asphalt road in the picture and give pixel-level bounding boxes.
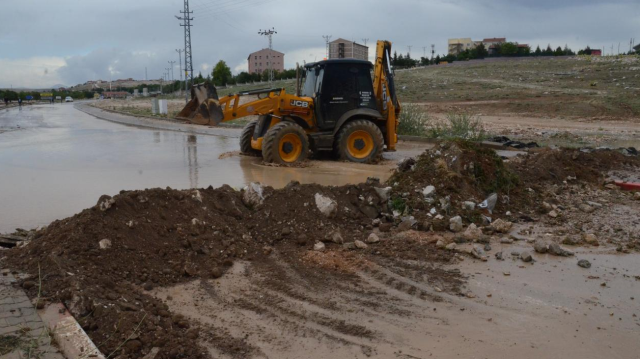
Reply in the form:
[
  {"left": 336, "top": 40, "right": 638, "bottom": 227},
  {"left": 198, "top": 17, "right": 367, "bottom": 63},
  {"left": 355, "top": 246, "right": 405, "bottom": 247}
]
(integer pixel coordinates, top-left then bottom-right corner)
[{"left": 0, "top": 103, "right": 398, "bottom": 233}]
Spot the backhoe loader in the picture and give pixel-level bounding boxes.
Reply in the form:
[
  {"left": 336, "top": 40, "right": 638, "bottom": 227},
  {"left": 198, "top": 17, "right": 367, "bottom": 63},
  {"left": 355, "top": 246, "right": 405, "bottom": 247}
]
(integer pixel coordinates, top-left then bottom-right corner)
[{"left": 177, "top": 40, "right": 400, "bottom": 164}]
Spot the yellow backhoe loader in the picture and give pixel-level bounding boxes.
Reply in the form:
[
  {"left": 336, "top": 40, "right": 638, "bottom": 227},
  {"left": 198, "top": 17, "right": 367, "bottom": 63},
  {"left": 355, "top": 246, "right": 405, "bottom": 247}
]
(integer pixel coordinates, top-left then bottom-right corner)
[{"left": 177, "top": 40, "right": 400, "bottom": 164}]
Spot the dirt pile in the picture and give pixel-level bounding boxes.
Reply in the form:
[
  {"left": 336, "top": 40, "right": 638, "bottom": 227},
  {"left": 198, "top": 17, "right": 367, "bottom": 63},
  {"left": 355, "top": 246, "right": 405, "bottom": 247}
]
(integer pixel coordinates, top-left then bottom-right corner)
[
  {"left": 509, "top": 147, "right": 640, "bottom": 185},
  {"left": 4, "top": 180, "right": 450, "bottom": 358},
  {"left": 387, "top": 141, "right": 521, "bottom": 223}
]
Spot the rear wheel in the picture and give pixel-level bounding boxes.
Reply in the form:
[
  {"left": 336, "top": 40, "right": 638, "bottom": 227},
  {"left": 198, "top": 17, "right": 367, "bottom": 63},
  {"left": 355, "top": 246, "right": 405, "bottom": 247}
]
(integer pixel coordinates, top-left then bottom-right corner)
[
  {"left": 240, "top": 119, "right": 260, "bottom": 156},
  {"left": 262, "top": 121, "right": 309, "bottom": 164},
  {"left": 335, "top": 120, "right": 384, "bottom": 163}
]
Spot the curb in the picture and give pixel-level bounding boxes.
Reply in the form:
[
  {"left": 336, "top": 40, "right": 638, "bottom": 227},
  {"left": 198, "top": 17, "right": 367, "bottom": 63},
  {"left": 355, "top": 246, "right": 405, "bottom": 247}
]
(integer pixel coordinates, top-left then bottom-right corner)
[{"left": 38, "top": 303, "right": 106, "bottom": 359}]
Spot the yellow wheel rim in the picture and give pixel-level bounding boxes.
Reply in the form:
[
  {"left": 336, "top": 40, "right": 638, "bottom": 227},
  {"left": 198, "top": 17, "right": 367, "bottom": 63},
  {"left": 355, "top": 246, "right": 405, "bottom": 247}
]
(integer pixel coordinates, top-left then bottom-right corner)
[
  {"left": 347, "top": 130, "right": 374, "bottom": 159},
  {"left": 278, "top": 133, "right": 303, "bottom": 163}
]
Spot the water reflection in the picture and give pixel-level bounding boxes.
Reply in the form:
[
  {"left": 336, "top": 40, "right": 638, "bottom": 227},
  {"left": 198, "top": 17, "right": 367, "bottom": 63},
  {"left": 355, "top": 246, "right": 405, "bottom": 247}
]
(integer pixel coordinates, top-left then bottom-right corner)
[{"left": 185, "top": 134, "right": 199, "bottom": 189}]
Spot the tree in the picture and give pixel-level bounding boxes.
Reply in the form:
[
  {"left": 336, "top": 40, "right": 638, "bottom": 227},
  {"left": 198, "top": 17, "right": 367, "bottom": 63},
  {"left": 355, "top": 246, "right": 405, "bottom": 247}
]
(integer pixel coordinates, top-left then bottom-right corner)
[
  {"left": 434, "top": 55, "right": 441, "bottom": 64},
  {"left": 211, "top": 60, "right": 232, "bottom": 87},
  {"left": 553, "top": 46, "right": 564, "bottom": 56},
  {"left": 517, "top": 45, "right": 531, "bottom": 57},
  {"left": 475, "top": 43, "right": 489, "bottom": 59},
  {"left": 534, "top": 45, "right": 542, "bottom": 56},
  {"left": 500, "top": 42, "right": 518, "bottom": 57},
  {"left": 544, "top": 45, "right": 553, "bottom": 56}
]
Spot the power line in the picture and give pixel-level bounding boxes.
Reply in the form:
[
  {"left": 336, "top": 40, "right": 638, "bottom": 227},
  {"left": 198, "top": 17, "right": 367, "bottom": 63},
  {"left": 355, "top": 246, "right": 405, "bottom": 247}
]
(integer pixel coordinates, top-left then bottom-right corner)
[
  {"left": 258, "top": 27, "right": 277, "bottom": 82},
  {"left": 322, "top": 35, "right": 332, "bottom": 59},
  {"left": 176, "top": 0, "right": 194, "bottom": 103}
]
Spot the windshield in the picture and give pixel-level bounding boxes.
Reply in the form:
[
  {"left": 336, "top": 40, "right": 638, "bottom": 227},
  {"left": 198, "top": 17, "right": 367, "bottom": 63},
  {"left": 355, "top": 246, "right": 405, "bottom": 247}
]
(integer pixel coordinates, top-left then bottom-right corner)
[{"left": 301, "top": 68, "right": 318, "bottom": 97}]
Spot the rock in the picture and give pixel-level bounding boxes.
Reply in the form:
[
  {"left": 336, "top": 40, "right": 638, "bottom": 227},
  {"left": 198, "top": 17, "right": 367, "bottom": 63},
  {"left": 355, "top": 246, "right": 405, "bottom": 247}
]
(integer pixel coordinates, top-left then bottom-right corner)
[
  {"left": 582, "top": 233, "right": 599, "bottom": 246},
  {"left": 463, "top": 201, "right": 476, "bottom": 211},
  {"left": 126, "top": 220, "right": 135, "bottom": 228},
  {"left": 99, "top": 239, "right": 112, "bottom": 250},
  {"left": 445, "top": 243, "right": 457, "bottom": 251},
  {"left": 379, "top": 223, "right": 393, "bottom": 233},
  {"left": 471, "top": 245, "right": 485, "bottom": 260},
  {"left": 548, "top": 210, "right": 558, "bottom": 218},
  {"left": 143, "top": 283, "right": 154, "bottom": 291},
  {"left": 562, "top": 236, "right": 582, "bottom": 246},
  {"left": 313, "top": 242, "right": 326, "bottom": 252},
  {"left": 462, "top": 223, "right": 482, "bottom": 241},
  {"left": 366, "top": 233, "right": 380, "bottom": 243},
  {"left": 495, "top": 251, "right": 504, "bottom": 260},
  {"left": 359, "top": 205, "right": 379, "bottom": 219},
  {"left": 422, "top": 185, "right": 436, "bottom": 198},
  {"left": 210, "top": 268, "right": 223, "bottom": 279},
  {"left": 449, "top": 216, "right": 463, "bottom": 233},
  {"left": 191, "top": 190, "right": 203, "bottom": 203},
  {"left": 634, "top": 192, "right": 640, "bottom": 200},
  {"left": 243, "top": 182, "right": 266, "bottom": 207},
  {"left": 142, "top": 348, "right": 161, "bottom": 359},
  {"left": 183, "top": 264, "right": 198, "bottom": 276},
  {"left": 520, "top": 251, "right": 533, "bottom": 262},
  {"left": 119, "top": 302, "right": 140, "bottom": 312},
  {"left": 327, "top": 231, "right": 344, "bottom": 244},
  {"left": 22, "top": 281, "right": 36, "bottom": 290},
  {"left": 484, "top": 244, "right": 491, "bottom": 252},
  {"left": 397, "top": 219, "right": 414, "bottom": 232},
  {"left": 500, "top": 237, "right": 514, "bottom": 244},
  {"left": 365, "top": 177, "right": 380, "bottom": 185},
  {"left": 99, "top": 198, "right": 115, "bottom": 212},
  {"left": 577, "top": 259, "right": 591, "bottom": 268},
  {"left": 491, "top": 219, "right": 512, "bottom": 233},
  {"left": 374, "top": 187, "right": 392, "bottom": 202},
  {"left": 587, "top": 201, "right": 603, "bottom": 208},
  {"left": 354, "top": 240, "right": 368, "bottom": 249},
  {"left": 343, "top": 242, "right": 356, "bottom": 250},
  {"left": 548, "top": 242, "right": 574, "bottom": 257},
  {"left": 534, "top": 239, "right": 549, "bottom": 253},
  {"left": 315, "top": 193, "right": 338, "bottom": 218},
  {"left": 436, "top": 239, "right": 446, "bottom": 249},
  {"left": 124, "top": 339, "right": 142, "bottom": 353},
  {"left": 579, "top": 204, "right": 595, "bottom": 213}
]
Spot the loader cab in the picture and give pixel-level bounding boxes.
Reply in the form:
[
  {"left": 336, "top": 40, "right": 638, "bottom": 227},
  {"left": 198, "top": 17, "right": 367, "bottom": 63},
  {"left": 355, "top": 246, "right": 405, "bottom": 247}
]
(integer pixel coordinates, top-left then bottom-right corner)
[{"left": 303, "top": 60, "right": 378, "bottom": 131}]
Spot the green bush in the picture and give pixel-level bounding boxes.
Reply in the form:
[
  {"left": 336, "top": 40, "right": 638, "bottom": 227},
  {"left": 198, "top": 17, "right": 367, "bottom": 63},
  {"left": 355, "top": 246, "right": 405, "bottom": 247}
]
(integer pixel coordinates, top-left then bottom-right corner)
[
  {"left": 398, "top": 103, "right": 431, "bottom": 136},
  {"left": 429, "top": 113, "right": 487, "bottom": 141}
]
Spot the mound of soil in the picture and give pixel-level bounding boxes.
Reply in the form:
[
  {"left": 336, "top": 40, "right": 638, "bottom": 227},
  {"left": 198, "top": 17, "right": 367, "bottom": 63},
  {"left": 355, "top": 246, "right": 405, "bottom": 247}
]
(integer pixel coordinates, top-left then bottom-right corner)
[
  {"left": 509, "top": 148, "right": 640, "bottom": 185},
  {"left": 3, "top": 180, "right": 453, "bottom": 358}
]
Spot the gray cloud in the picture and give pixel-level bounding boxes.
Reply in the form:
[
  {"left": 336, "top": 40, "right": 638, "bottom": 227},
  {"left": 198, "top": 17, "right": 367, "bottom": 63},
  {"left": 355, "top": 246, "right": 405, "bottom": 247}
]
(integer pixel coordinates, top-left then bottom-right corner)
[{"left": 1, "top": 0, "right": 638, "bottom": 87}]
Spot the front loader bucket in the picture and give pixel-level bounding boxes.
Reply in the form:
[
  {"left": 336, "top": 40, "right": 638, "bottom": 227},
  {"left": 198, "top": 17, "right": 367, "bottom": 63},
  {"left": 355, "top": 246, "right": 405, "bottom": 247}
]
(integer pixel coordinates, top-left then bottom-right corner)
[{"left": 176, "top": 83, "right": 224, "bottom": 126}]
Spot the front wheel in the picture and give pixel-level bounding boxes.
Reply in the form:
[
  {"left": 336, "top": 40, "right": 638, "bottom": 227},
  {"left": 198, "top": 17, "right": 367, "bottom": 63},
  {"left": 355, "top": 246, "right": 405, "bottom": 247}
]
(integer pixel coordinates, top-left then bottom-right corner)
[
  {"left": 262, "top": 122, "right": 309, "bottom": 164},
  {"left": 335, "top": 120, "right": 385, "bottom": 164}
]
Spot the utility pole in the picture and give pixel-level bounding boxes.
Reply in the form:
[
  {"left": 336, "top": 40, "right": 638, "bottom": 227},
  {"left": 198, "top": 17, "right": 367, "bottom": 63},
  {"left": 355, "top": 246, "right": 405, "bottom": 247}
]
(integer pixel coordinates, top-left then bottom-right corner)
[
  {"left": 617, "top": 42, "right": 620, "bottom": 55},
  {"left": 176, "top": 0, "right": 193, "bottom": 103},
  {"left": 168, "top": 61, "right": 176, "bottom": 81},
  {"left": 362, "top": 38, "right": 369, "bottom": 47},
  {"left": 145, "top": 67, "right": 148, "bottom": 81},
  {"left": 165, "top": 68, "right": 171, "bottom": 84},
  {"left": 322, "top": 35, "right": 332, "bottom": 59},
  {"left": 431, "top": 44, "right": 435, "bottom": 60},
  {"left": 422, "top": 46, "right": 427, "bottom": 58},
  {"left": 258, "top": 27, "right": 277, "bottom": 83},
  {"left": 407, "top": 45, "right": 412, "bottom": 57},
  {"left": 176, "top": 49, "right": 183, "bottom": 81}
]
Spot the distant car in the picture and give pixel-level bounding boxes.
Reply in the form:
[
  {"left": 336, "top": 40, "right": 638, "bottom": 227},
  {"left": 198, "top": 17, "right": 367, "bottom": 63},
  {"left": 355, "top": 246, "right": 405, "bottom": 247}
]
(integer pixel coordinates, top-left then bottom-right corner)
[{"left": 65, "top": 96, "right": 73, "bottom": 102}]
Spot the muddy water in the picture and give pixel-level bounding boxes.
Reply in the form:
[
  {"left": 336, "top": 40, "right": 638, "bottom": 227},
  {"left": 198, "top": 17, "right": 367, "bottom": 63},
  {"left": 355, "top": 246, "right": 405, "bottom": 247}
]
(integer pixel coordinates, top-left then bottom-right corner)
[{"left": 0, "top": 104, "right": 392, "bottom": 233}]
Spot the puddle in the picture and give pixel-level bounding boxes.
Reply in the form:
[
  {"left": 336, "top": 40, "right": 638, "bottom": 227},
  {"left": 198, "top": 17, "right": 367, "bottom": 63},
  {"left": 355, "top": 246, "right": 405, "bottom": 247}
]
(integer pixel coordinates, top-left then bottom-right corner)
[{"left": 0, "top": 105, "right": 393, "bottom": 233}]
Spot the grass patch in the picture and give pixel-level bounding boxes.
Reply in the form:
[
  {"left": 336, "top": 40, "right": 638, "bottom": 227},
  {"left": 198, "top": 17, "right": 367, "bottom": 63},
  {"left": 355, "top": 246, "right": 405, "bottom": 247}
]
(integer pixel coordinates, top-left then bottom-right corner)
[
  {"left": 429, "top": 113, "right": 487, "bottom": 141},
  {"left": 398, "top": 103, "right": 432, "bottom": 136}
]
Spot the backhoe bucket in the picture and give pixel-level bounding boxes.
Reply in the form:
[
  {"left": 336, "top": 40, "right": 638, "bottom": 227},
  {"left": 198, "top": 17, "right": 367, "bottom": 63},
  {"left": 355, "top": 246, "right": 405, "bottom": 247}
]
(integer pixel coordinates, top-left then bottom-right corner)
[{"left": 176, "top": 83, "right": 224, "bottom": 125}]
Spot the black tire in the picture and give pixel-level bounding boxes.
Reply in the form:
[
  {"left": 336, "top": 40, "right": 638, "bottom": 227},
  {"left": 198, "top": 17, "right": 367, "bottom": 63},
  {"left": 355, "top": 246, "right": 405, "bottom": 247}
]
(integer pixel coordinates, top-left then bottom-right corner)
[
  {"left": 335, "top": 120, "right": 384, "bottom": 164},
  {"left": 240, "top": 119, "right": 261, "bottom": 156},
  {"left": 262, "top": 121, "right": 309, "bottom": 164}
]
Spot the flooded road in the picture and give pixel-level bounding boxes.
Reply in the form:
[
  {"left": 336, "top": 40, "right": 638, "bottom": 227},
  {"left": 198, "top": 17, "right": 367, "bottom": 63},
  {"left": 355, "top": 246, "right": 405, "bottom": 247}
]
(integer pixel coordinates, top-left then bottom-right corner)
[{"left": 0, "top": 104, "right": 396, "bottom": 233}]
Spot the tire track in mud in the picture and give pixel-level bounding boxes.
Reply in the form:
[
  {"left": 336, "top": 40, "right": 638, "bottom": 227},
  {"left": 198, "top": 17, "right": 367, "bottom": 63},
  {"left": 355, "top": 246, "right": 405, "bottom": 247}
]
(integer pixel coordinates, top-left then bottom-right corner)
[{"left": 154, "top": 247, "right": 465, "bottom": 358}]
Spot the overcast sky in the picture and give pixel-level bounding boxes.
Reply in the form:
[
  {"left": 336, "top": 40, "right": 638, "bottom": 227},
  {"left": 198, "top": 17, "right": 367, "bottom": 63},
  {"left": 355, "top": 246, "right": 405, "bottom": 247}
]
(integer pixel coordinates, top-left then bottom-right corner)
[{"left": 0, "top": 0, "right": 638, "bottom": 88}]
